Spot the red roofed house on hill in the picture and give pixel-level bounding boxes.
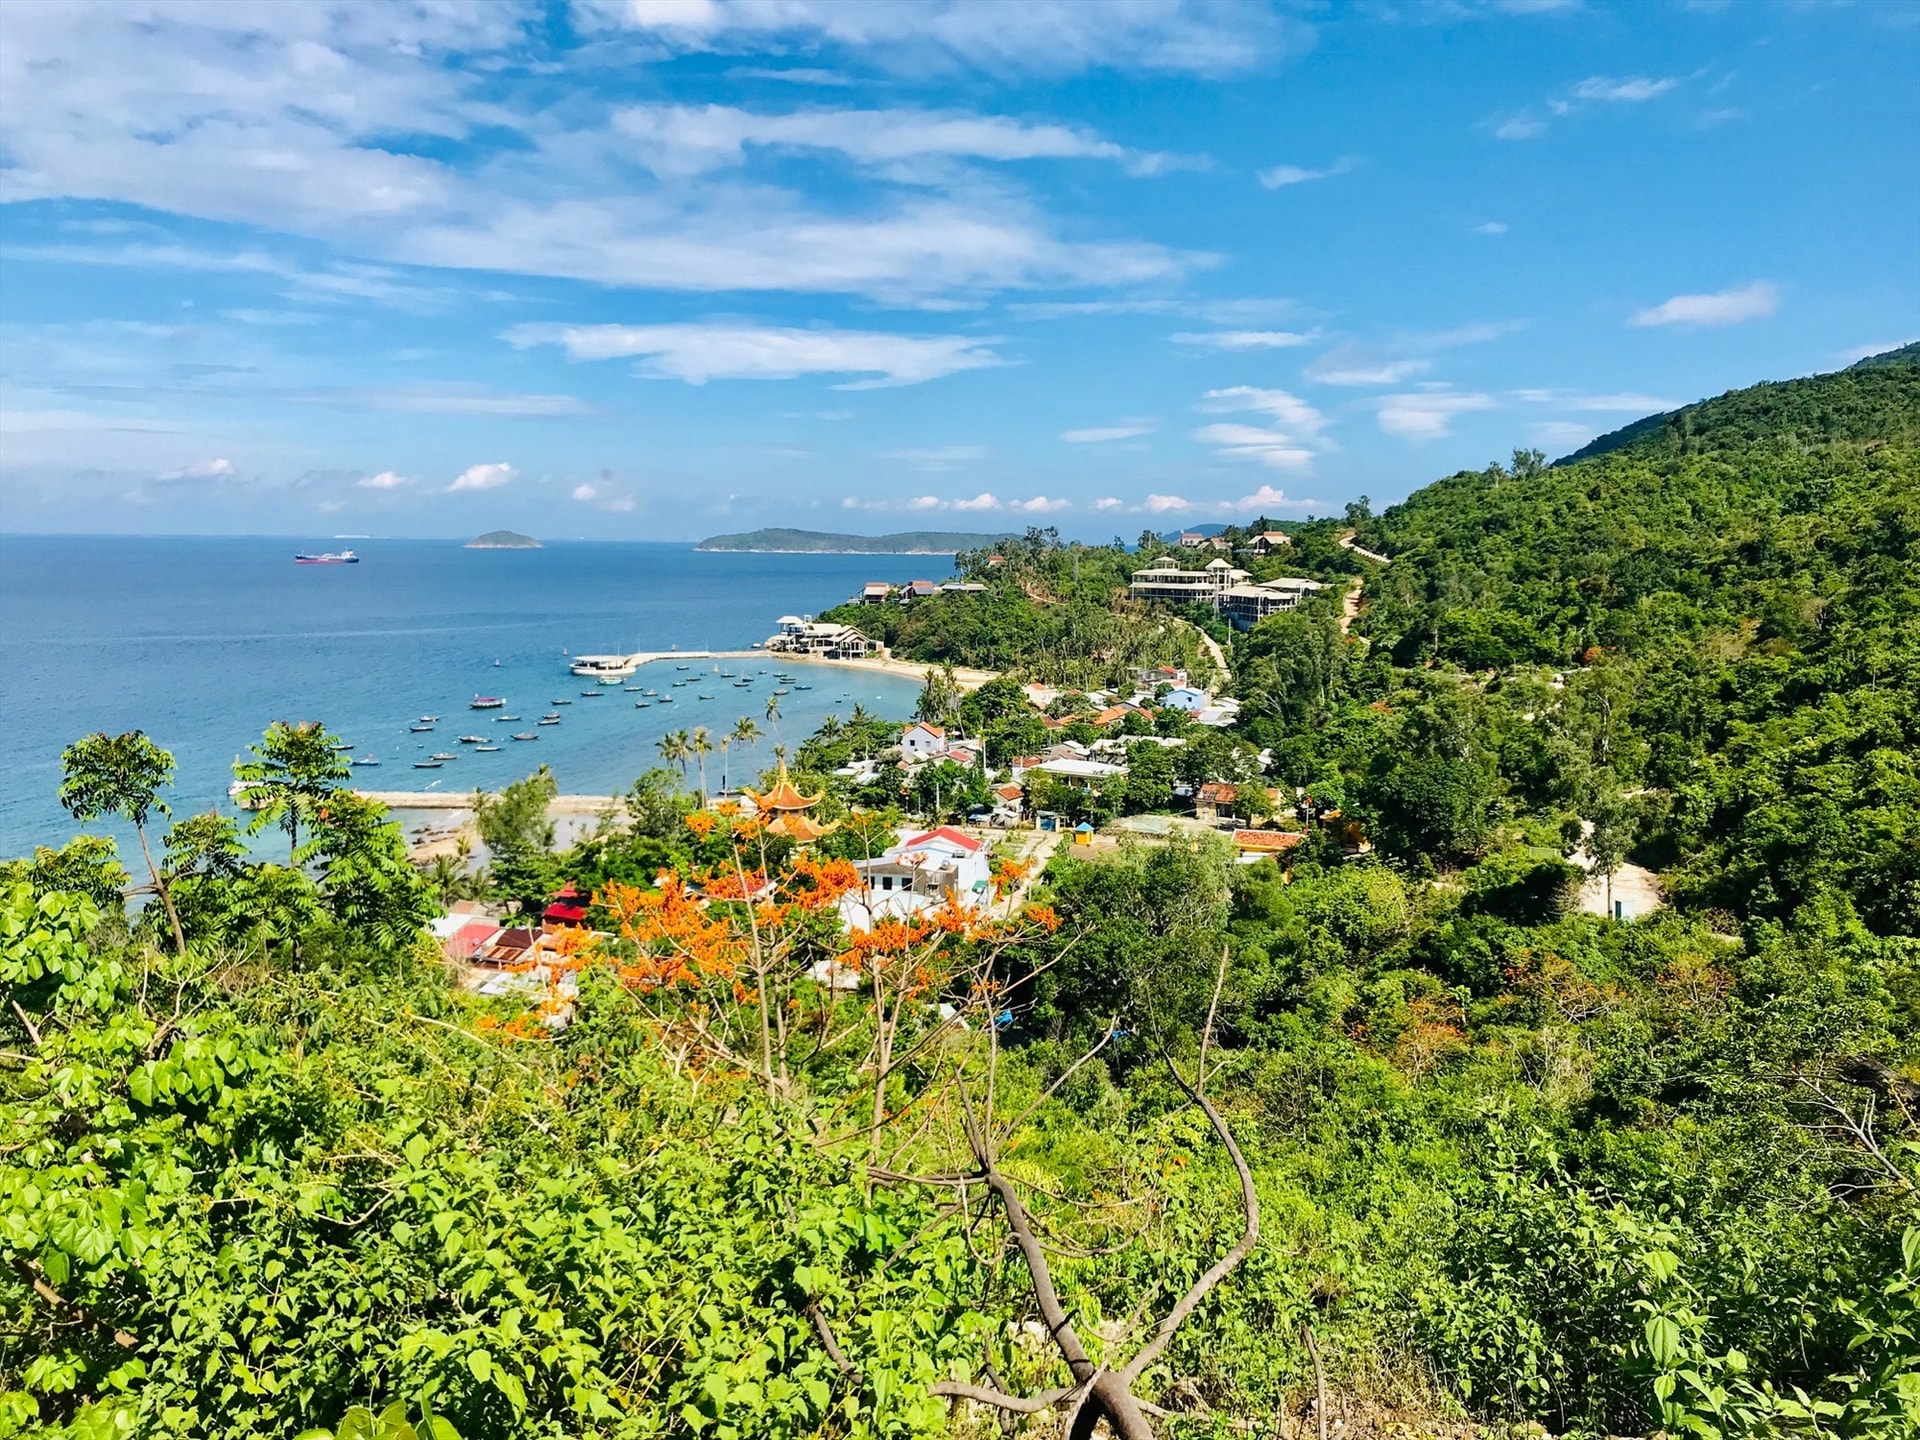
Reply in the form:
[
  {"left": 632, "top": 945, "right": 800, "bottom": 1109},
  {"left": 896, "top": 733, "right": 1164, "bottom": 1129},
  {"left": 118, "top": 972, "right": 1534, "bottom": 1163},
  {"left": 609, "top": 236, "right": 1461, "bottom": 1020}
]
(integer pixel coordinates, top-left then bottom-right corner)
[{"left": 901, "top": 721, "right": 947, "bottom": 761}]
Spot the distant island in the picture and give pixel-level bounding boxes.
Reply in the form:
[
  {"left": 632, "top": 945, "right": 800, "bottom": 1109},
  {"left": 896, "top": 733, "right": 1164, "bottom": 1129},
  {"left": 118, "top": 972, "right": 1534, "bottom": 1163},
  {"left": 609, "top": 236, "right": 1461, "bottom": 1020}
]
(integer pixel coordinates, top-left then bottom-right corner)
[
  {"left": 697, "top": 527, "right": 1019, "bottom": 554},
  {"left": 466, "top": 530, "right": 541, "bottom": 549}
]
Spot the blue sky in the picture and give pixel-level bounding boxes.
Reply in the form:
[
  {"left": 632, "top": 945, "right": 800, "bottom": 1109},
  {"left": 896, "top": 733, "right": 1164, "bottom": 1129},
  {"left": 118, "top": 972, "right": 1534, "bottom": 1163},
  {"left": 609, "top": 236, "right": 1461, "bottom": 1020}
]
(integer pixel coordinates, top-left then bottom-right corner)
[{"left": 1, "top": 0, "right": 1915, "bottom": 540}]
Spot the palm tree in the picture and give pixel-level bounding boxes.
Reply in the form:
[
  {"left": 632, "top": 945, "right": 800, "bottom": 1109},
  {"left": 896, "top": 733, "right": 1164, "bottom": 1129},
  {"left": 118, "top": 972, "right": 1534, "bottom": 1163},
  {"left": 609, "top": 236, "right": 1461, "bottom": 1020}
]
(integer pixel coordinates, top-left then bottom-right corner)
[
  {"left": 59, "top": 730, "right": 186, "bottom": 952},
  {"left": 689, "top": 726, "right": 713, "bottom": 802},
  {"left": 765, "top": 693, "right": 782, "bottom": 742},
  {"left": 656, "top": 730, "right": 687, "bottom": 783},
  {"left": 727, "top": 715, "right": 762, "bottom": 795}
]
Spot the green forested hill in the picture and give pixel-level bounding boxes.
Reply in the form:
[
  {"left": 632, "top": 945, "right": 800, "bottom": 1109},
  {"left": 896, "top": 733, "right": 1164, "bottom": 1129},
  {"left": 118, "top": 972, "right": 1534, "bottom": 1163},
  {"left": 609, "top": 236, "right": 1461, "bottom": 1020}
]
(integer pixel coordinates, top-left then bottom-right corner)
[{"left": 1337, "top": 351, "right": 1920, "bottom": 933}]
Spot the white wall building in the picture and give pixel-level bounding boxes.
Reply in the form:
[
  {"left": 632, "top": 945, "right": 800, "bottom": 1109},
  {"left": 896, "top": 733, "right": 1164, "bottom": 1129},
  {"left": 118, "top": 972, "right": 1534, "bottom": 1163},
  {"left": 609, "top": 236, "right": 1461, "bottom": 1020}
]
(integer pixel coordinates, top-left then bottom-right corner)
[{"left": 901, "top": 721, "right": 947, "bottom": 760}]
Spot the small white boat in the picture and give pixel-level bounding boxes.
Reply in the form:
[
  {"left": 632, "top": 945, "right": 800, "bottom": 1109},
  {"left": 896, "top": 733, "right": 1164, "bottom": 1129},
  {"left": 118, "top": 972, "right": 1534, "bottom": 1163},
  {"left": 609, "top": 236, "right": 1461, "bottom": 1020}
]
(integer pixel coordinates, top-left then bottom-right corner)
[{"left": 352, "top": 755, "right": 380, "bottom": 766}]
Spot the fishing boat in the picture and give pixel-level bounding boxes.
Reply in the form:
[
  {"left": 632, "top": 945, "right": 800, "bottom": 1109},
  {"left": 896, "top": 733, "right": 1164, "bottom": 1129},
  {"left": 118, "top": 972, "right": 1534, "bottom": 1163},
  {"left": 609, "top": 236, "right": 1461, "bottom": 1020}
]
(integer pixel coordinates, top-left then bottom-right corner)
[
  {"left": 413, "top": 759, "right": 443, "bottom": 769},
  {"left": 458, "top": 735, "right": 485, "bottom": 744},
  {"left": 793, "top": 685, "right": 812, "bottom": 691},
  {"left": 227, "top": 775, "right": 269, "bottom": 810},
  {"left": 675, "top": 663, "right": 690, "bottom": 670},
  {"left": 656, "top": 693, "right": 673, "bottom": 702},
  {"left": 475, "top": 743, "right": 501, "bottom": 752},
  {"left": 634, "top": 700, "right": 651, "bottom": 709},
  {"left": 295, "top": 550, "right": 359, "bottom": 564},
  {"left": 538, "top": 716, "right": 561, "bottom": 726},
  {"left": 430, "top": 752, "right": 457, "bottom": 761},
  {"left": 494, "top": 714, "right": 520, "bottom": 722},
  {"left": 409, "top": 723, "right": 435, "bottom": 733},
  {"left": 352, "top": 755, "right": 380, "bottom": 766},
  {"left": 580, "top": 690, "right": 604, "bottom": 697},
  {"left": 772, "top": 687, "right": 791, "bottom": 696},
  {"left": 332, "top": 740, "right": 354, "bottom": 751},
  {"left": 550, "top": 698, "right": 572, "bottom": 705},
  {"left": 511, "top": 732, "right": 538, "bottom": 741},
  {"left": 697, "top": 693, "right": 714, "bottom": 700},
  {"left": 645, "top": 688, "right": 658, "bottom": 696},
  {"left": 470, "top": 695, "right": 505, "bottom": 710},
  {"left": 624, "top": 686, "right": 646, "bottom": 693},
  {"left": 419, "top": 715, "right": 440, "bottom": 722}
]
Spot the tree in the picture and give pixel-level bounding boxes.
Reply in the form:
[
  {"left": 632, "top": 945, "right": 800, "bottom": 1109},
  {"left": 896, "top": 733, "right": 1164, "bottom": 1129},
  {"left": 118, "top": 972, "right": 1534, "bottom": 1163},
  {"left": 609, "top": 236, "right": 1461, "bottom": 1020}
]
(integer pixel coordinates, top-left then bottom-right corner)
[
  {"left": 656, "top": 730, "right": 689, "bottom": 780},
  {"left": 1585, "top": 784, "right": 1639, "bottom": 918},
  {"left": 915, "top": 663, "right": 959, "bottom": 730},
  {"left": 58, "top": 730, "right": 185, "bottom": 952},
  {"left": 234, "top": 720, "right": 350, "bottom": 864},
  {"left": 689, "top": 726, "right": 714, "bottom": 802},
  {"left": 726, "top": 716, "right": 761, "bottom": 794},
  {"left": 475, "top": 767, "right": 558, "bottom": 912}
]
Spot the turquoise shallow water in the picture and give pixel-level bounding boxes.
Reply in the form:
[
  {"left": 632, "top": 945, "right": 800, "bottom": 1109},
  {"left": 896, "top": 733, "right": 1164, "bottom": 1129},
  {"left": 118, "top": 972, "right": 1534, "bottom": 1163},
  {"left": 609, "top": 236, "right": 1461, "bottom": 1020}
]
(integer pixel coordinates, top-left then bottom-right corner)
[{"left": 0, "top": 537, "right": 941, "bottom": 857}]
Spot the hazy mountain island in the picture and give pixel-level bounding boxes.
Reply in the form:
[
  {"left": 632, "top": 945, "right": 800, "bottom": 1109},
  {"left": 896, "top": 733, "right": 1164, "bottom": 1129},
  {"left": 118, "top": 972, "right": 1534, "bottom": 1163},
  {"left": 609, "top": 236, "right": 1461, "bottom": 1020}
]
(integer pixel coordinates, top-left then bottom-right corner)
[
  {"left": 465, "top": 530, "right": 541, "bottom": 549},
  {"left": 696, "top": 527, "right": 1020, "bottom": 554}
]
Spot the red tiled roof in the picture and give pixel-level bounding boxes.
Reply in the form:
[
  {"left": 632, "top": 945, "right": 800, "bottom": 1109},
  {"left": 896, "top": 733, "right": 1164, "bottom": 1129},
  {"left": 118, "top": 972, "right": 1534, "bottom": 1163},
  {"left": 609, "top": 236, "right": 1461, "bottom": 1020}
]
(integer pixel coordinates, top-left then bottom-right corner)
[
  {"left": 1232, "top": 829, "right": 1304, "bottom": 852},
  {"left": 906, "top": 722, "right": 945, "bottom": 737},
  {"left": 1198, "top": 782, "right": 1239, "bottom": 803},
  {"left": 445, "top": 920, "right": 497, "bottom": 959},
  {"left": 543, "top": 902, "right": 589, "bottom": 924},
  {"left": 994, "top": 783, "right": 1024, "bottom": 800},
  {"left": 903, "top": 826, "right": 983, "bottom": 854}
]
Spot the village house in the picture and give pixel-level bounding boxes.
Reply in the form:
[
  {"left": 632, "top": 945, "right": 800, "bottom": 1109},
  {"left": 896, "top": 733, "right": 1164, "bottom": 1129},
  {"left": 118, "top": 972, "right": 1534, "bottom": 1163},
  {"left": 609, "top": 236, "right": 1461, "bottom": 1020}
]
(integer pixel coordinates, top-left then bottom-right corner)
[
  {"left": 1162, "top": 685, "right": 1212, "bottom": 712},
  {"left": 541, "top": 883, "right": 590, "bottom": 935},
  {"left": 901, "top": 721, "right": 947, "bottom": 761},
  {"left": 855, "top": 581, "right": 894, "bottom": 605},
  {"left": 1218, "top": 576, "right": 1327, "bottom": 629},
  {"left": 990, "top": 782, "right": 1025, "bottom": 826},
  {"left": 1129, "top": 556, "right": 1249, "bottom": 609},
  {"left": 1249, "top": 530, "right": 1292, "bottom": 556},
  {"left": 1195, "top": 781, "right": 1239, "bottom": 824},
  {"left": 843, "top": 827, "right": 993, "bottom": 924},
  {"left": 1035, "top": 755, "right": 1127, "bottom": 787},
  {"left": 766, "top": 616, "right": 878, "bottom": 659},
  {"left": 901, "top": 579, "right": 941, "bottom": 601},
  {"left": 1232, "top": 829, "right": 1306, "bottom": 864}
]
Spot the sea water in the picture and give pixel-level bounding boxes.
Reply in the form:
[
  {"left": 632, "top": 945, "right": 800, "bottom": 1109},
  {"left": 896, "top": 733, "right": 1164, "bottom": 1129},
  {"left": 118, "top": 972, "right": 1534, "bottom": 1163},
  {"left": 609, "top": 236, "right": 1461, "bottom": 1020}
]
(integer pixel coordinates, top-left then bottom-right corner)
[{"left": 0, "top": 536, "right": 944, "bottom": 858}]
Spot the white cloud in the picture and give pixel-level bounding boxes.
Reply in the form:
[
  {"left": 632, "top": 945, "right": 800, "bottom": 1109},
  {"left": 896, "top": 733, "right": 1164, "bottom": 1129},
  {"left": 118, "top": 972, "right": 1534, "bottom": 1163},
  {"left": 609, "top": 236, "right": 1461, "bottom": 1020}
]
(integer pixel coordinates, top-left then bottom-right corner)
[
  {"left": 1377, "top": 391, "right": 1496, "bottom": 441},
  {"left": 506, "top": 322, "right": 1003, "bottom": 387},
  {"left": 573, "top": 480, "right": 637, "bottom": 511},
  {"left": 1837, "top": 338, "right": 1919, "bottom": 364},
  {"left": 1092, "top": 496, "right": 1124, "bottom": 511},
  {"left": 158, "top": 457, "right": 235, "bottom": 482},
  {"left": 580, "top": 0, "right": 1290, "bottom": 77},
  {"left": 1573, "top": 76, "right": 1679, "bottom": 103},
  {"left": 1512, "top": 389, "right": 1679, "bottom": 412},
  {"left": 841, "top": 488, "right": 1064, "bottom": 513},
  {"left": 0, "top": 9, "right": 1206, "bottom": 305},
  {"left": 1143, "top": 494, "right": 1190, "bottom": 513},
  {"left": 1193, "top": 423, "right": 1316, "bottom": 470},
  {"left": 1529, "top": 420, "right": 1596, "bottom": 450},
  {"left": 1306, "top": 349, "right": 1430, "bottom": 386},
  {"left": 1171, "top": 330, "right": 1312, "bottom": 349},
  {"left": 949, "top": 491, "right": 999, "bottom": 510},
  {"left": 1471, "top": 221, "right": 1508, "bottom": 236},
  {"left": 612, "top": 103, "right": 1172, "bottom": 176},
  {"left": 883, "top": 445, "right": 987, "bottom": 470},
  {"left": 1257, "top": 158, "right": 1352, "bottom": 189},
  {"left": 1230, "top": 484, "right": 1316, "bottom": 513},
  {"left": 449, "top": 462, "right": 515, "bottom": 493},
  {"left": 1200, "top": 386, "right": 1329, "bottom": 436},
  {"left": 1493, "top": 114, "right": 1548, "bottom": 141},
  {"left": 1194, "top": 387, "right": 1329, "bottom": 472},
  {"left": 358, "top": 470, "right": 407, "bottom": 490},
  {"left": 318, "top": 385, "right": 592, "bottom": 417},
  {"left": 1630, "top": 281, "right": 1779, "bottom": 328},
  {"left": 1493, "top": 74, "right": 1679, "bottom": 141},
  {"left": 1008, "top": 495, "right": 1070, "bottom": 513},
  {"left": 1062, "top": 422, "right": 1155, "bottom": 443}
]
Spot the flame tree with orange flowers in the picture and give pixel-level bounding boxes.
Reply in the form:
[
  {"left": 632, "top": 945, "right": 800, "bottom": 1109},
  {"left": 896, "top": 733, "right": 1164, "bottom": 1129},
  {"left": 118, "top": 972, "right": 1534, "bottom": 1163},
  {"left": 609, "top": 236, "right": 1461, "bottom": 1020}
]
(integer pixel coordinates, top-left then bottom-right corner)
[{"left": 486, "top": 806, "right": 1262, "bottom": 1439}]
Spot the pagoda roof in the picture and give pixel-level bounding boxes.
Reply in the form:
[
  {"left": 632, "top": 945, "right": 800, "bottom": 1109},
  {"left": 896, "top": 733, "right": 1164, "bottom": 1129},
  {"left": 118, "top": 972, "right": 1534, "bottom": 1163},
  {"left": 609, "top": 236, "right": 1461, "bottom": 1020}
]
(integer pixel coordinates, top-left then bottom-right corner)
[
  {"left": 744, "top": 758, "right": 822, "bottom": 813},
  {"left": 766, "top": 810, "right": 835, "bottom": 843}
]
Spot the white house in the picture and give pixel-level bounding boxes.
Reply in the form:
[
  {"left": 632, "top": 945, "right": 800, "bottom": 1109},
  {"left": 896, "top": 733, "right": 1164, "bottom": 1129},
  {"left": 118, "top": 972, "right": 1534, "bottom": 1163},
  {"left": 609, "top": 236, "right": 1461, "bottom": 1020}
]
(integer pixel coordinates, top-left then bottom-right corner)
[
  {"left": 901, "top": 722, "right": 948, "bottom": 760},
  {"left": 843, "top": 826, "right": 993, "bottom": 925},
  {"left": 1250, "top": 531, "right": 1292, "bottom": 556},
  {"left": 1129, "top": 557, "right": 1249, "bottom": 609},
  {"left": 1162, "top": 686, "right": 1212, "bottom": 712}
]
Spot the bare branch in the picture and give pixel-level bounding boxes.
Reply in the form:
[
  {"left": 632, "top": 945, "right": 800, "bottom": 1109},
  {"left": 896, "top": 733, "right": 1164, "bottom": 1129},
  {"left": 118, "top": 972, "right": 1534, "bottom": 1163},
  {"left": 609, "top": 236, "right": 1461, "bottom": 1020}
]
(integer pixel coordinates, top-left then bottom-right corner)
[
  {"left": 928, "top": 1381, "right": 1073, "bottom": 1413},
  {"left": 1121, "top": 1054, "right": 1260, "bottom": 1384},
  {"left": 1198, "top": 944, "right": 1229, "bottom": 1097},
  {"left": 805, "top": 1298, "right": 858, "bottom": 1379},
  {"left": 14, "top": 1258, "right": 138, "bottom": 1350},
  {"left": 998, "top": 1014, "right": 1120, "bottom": 1141}
]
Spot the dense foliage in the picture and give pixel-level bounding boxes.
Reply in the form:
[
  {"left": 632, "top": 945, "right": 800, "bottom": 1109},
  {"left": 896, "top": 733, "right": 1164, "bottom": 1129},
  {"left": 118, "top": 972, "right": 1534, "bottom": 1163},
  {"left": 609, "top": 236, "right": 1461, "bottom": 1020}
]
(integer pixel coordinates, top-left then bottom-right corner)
[{"left": 6, "top": 354, "right": 1917, "bottom": 1439}]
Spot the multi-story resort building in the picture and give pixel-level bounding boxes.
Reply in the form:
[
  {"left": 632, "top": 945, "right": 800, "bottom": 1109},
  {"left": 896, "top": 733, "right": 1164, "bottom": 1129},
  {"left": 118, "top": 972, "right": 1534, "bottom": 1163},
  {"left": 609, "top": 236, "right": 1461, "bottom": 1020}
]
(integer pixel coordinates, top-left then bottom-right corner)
[
  {"left": 766, "top": 616, "right": 879, "bottom": 659},
  {"left": 1128, "top": 556, "right": 1325, "bottom": 629}
]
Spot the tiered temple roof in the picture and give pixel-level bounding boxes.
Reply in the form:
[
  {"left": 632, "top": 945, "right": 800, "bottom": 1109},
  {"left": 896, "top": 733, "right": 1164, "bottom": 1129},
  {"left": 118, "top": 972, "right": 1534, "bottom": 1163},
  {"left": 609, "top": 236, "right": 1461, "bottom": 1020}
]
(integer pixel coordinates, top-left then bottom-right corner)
[{"left": 743, "top": 760, "right": 835, "bottom": 844}]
